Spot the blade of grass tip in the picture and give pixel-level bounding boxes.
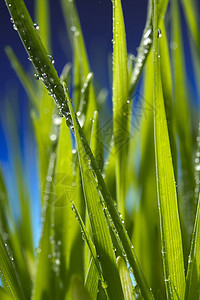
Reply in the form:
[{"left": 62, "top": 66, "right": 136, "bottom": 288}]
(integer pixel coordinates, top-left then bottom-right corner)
[
  {"left": 112, "top": 0, "right": 129, "bottom": 218},
  {"left": 5, "top": 46, "right": 40, "bottom": 111},
  {"left": 65, "top": 84, "right": 124, "bottom": 300},
  {"left": 0, "top": 286, "right": 14, "bottom": 300},
  {"left": 35, "top": 0, "right": 51, "bottom": 51},
  {"left": 63, "top": 83, "right": 153, "bottom": 299},
  {"left": 180, "top": 0, "right": 200, "bottom": 54},
  {"left": 117, "top": 256, "right": 136, "bottom": 300},
  {"left": 129, "top": 0, "right": 169, "bottom": 98},
  {"left": 153, "top": 0, "right": 185, "bottom": 298},
  {"left": 171, "top": 0, "right": 196, "bottom": 239},
  {"left": 0, "top": 235, "right": 25, "bottom": 300},
  {"left": 159, "top": 20, "right": 177, "bottom": 182}
]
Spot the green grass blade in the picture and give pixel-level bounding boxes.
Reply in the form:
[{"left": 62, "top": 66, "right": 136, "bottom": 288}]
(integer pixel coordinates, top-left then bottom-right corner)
[
  {"left": 153, "top": 1, "right": 185, "bottom": 298},
  {"left": 63, "top": 84, "right": 153, "bottom": 299},
  {"left": 5, "top": 46, "right": 39, "bottom": 111},
  {"left": 117, "top": 256, "right": 136, "bottom": 300},
  {"left": 65, "top": 84, "right": 124, "bottom": 299},
  {"left": 112, "top": 0, "right": 129, "bottom": 217}
]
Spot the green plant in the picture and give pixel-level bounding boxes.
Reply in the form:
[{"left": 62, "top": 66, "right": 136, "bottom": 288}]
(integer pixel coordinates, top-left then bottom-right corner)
[{"left": 0, "top": 0, "right": 200, "bottom": 299}]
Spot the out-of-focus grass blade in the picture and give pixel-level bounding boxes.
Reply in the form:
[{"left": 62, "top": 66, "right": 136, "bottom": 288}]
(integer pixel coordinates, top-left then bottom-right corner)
[
  {"left": 5, "top": 46, "right": 39, "bottom": 111},
  {"left": 180, "top": 0, "right": 200, "bottom": 54},
  {"left": 65, "top": 85, "right": 124, "bottom": 299},
  {"left": 185, "top": 192, "right": 200, "bottom": 299},
  {"left": 171, "top": 0, "right": 195, "bottom": 238},
  {"left": 35, "top": 0, "right": 51, "bottom": 51},
  {"left": 129, "top": 0, "right": 169, "bottom": 97},
  {"left": 117, "top": 256, "right": 136, "bottom": 300},
  {"left": 153, "top": 1, "right": 185, "bottom": 298},
  {"left": 64, "top": 84, "right": 153, "bottom": 299},
  {"left": 0, "top": 287, "right": 13, "bottom": 300},
  {"left": 71, "top": 275, "right": 92, "bottom": 300},
  {"left": 112, "top": 0, "right": 129, "bottom": 217},
  {"left": 0, "top": 235, "right": 25, "bottom": 300}
]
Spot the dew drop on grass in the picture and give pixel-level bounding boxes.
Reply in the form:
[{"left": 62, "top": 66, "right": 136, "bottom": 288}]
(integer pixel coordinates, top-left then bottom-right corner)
[
  {"left": 34, "top": 73, "right": 40, "bottom": 80},
  {"left": 50, "top": 134, "right": 57, "bottom": 142},
  {"left": 144, "top": 28, "right": 151, "bottom": 39},
  {"left": 47, "top": 54, "right": 55, "bottom": 64},
  {"left": 101, "top": 281, "right": 108, "bottom": 289},
  {"left": 13, "top": 24, "right": 17, "bottom": 31},
  {"left": 33, "top": 23, "right": 39, "bottom": 30},
  {"left": 157, "top": 28, "right": 162, "bottom": 38},
  {"left": 10, "top": 18, "right": 14, "bottom": 23},
  {"left": 53, "top": 115, "right": 62, "bottom": 125}
]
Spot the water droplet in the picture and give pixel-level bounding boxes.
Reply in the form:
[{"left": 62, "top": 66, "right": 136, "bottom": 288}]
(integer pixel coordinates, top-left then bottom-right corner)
[
  {"left": 47, "top": 54, "right": 55, "bottom": 64},
  {"left": 57, "top": 240, "right": 62, "bottom": 246},
  {"left": 195, "top": 165, "right": 200, "bottom": 171},
  {"left": 157, "top": 28, "right": 162, "bottom": 38},
  {"left": 33, "top": 23, "right": 39, "bottom": 30},
  {"left": 36, "top": 248, "right": 41, "bottom": 254},
  {"left": 170, "top": 42, "right": 177, "bottom": 50},
  {"left": 50, "top": 134, "right": 57, "bottom": 141},
  {"left": 55, "top": 258, "right": 60, "bottom": 265},
  {"left": 10, "top": 18, "right": 14, "bottom": 23},
  {"left": 144, "top": 28, "right": 151, "bottom": 39},
  {"left": 34, "top": 73, "right": 40, "bottom": 80},
  {"left": 13, "top": 24, "right": 17, "bottom": 31}
]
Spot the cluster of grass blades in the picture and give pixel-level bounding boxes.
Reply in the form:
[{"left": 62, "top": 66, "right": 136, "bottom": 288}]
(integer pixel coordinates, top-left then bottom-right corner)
[{"left": 0, "top": 0, "right": 200, "bottom": 298}]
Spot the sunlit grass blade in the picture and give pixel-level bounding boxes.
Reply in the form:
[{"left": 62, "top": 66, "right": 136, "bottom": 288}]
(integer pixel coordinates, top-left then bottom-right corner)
[
  {"left": 5, "top": 46, "right": 39, "bottom": 111},
  {"left": 112, "top": 0, "right": 129, "bottom": 217},
  {"left": 63, "top": 84, "right": 153, "bottom": 299},
  {"left": 153, "top": 1, "right": 185, "bottom": 298},
  {"left": 65, "top": 84, "right": 124, "bottom": 299},
  {"left": 171, "top": 0, "right": 196, "bottom": 238},
  {"left": 117, "top": 256, "right": 136, "bottom": 300}
]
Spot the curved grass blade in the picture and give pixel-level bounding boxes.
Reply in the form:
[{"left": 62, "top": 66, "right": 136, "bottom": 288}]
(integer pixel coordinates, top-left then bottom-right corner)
[
  {"left": 112, "top": 0, "right": 129, "bottom": 218},
  {"left": 153, "top": 1, "right": 185, "bottom": 298},
  {"left": 117, "top": 256, "right": 136, "bottom": 300},
  {"left": 65, "top": 85, "right": 124, "bottom": 299},
  {"left": 64, "top": 84, "right": 153, "bottom": 299}
]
